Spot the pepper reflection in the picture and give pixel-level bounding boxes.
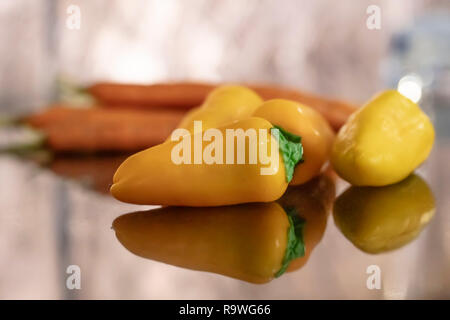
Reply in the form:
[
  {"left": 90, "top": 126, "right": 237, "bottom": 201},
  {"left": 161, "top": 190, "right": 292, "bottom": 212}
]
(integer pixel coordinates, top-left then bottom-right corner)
[
  {"left": 333, "top": 174, "right": 435, "bottom": 254},
  {"left": 277, "top": 173, "right": 335, "bottom": 271},
  {"left": 112, "top": 174, "right": 335, "bottom": 284}
]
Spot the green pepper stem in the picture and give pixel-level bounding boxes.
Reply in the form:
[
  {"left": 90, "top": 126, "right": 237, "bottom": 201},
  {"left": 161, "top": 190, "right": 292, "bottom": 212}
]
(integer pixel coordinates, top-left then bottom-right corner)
[
  {"left": 270, "top": 125, "right": 303, "bottom": 183},
  {"left": 275, "top": 207, "right": 306, "bottom": 278}
]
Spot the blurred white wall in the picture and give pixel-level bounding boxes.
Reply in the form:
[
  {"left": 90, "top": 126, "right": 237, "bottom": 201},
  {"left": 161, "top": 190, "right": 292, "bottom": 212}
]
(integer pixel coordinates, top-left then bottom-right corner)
[{"left": 0, "top": 0, "right": 446, "bottom": 113}]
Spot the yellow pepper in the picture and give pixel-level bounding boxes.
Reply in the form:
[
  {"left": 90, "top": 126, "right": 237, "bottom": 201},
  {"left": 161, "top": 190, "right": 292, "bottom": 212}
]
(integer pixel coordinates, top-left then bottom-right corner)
[
  {"left": 111, "top": 117, "right": 303, "bottom": 206},
  {"left": 112, "top": 202, "right": 305, "bottom": 284},
  {"left": 254, "top": 99, "right": 335, "bottom": 185},
  {"left": 333, "top": 174, "right": 435, "bottom": 253},
  {"left": 277, "top": 172, "right": 335, "bottom": 271},
  {"left": 331, "top": 90, "right": 435, "bottom": 186},
  {"left": 174, "top": 85, "right": 263, "bottom": 134}
]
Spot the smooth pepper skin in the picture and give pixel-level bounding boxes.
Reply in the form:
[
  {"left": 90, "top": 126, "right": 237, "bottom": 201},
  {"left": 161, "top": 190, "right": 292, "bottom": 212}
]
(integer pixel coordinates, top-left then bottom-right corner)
[
  {"left": 112, "top": 203, "right": 290, "bottom": 284},
  {"left": 333, "top": 174, "right": 435, "bottom": 254},
  {"left": 175, "top": 85, "right": 263, "bottom": 134},
  {"left": 331, "top": 90, "right": 435, "bottom": 186},
  {"left": 254, "top": 99, "right": 335, "bottom": 185},
  {"left": 111, "top": 117, "right": 287, "bottom": 206}
]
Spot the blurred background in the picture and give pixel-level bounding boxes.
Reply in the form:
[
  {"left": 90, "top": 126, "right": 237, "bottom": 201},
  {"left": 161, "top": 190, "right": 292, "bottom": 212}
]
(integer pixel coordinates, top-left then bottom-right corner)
[
  {"left": 0, "top": 0, "right": 449, "bottom": 299},
  {"left": 0, "top": 0, "right": 448, "bottom": 111}
]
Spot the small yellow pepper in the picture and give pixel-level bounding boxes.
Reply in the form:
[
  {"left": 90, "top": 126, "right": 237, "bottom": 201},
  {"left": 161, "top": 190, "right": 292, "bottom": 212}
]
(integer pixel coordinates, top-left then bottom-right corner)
[
  {"left": 333, "top": 174, "right": 435, "bottom": 253},
  {"left": 331, "top": 90, "right": 435, "bottom": 186},
  {"left": 254, "top": 99, "right": 335, "bottom": 185},
  {"left": 111, "top": 117, "right": 303, "bottom": 206},
  {"left": 175, "top": 85, "right": 263, "bottom": 134},
  {"left": 112, "top": 202, "right": 305, "bottom": 284}
]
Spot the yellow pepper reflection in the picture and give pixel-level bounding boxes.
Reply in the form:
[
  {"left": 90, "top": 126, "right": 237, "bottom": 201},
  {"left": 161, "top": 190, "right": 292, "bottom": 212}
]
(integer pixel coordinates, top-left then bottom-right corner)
[
  {"left": 112, "top": 174, "right": 334, "bottom": 284},
  {"left": 333, "top": 174, "right": 435, "bottom": 254}
]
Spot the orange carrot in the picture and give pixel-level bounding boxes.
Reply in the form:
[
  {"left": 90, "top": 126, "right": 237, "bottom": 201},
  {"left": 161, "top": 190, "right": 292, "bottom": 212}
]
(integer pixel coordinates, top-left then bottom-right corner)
[
  {"left": 24, "top": 106, "right": 185, "bottom": 152},
  {"left": 87, "top": 82, "right": 357, "bottom": 130},
  {"left": 88, "top": 82, "right": 213, "bottom": 110}
]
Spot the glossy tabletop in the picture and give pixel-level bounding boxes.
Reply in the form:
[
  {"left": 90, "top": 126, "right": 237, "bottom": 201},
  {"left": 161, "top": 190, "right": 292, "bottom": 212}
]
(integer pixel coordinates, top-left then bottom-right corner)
[{"left": 0, "top": 124, "right": 449, "bottom": 300}]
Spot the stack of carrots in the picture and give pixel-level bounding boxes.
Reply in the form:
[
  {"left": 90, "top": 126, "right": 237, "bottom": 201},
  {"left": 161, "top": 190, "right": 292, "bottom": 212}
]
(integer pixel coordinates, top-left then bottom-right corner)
[{"left": 24, "top": 82, "right": 358, "bottom": 153}]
